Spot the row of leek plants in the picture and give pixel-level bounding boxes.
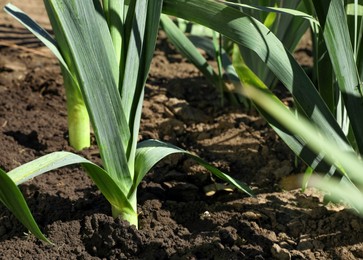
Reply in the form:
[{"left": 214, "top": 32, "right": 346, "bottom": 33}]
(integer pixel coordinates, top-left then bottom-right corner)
[{"left": 163, "top": 0, "right": 363, "bottom": 211}]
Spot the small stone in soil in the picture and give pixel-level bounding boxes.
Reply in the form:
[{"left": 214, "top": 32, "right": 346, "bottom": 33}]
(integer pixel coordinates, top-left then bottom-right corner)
[{"left": 271, "top": 243, "right": 291, "bottom": 260}]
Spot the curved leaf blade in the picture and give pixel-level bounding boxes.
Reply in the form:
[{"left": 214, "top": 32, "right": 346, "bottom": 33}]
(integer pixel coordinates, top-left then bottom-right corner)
[
  {"left": 313, "top": 1, "right": 363, "bottom": 153},
  {"left": 134, "top": 139, "right": 253, "bottom": 196},
  {"left": 4, "top": 4, "right": 72, "bottom": 77},
  {"left": 0, "top": 168, "right": 51, "bottom": 243},
  {"left": 121, "top": 0, "right": 149, "bottom": 122},
  {"left": 7, "top": 152, "right": 132, "bottom": 212},
  {"left": 217, "top": 0, "right": 319, "bottom": 27},
  {"left": 125, "top": 0, "right": 164, "bottom": 173}
]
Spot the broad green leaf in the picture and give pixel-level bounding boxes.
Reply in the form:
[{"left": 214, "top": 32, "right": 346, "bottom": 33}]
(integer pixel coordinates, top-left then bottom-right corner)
[
  {"left": 43, "top": 0, "right": 132, "bottom": 192},
  {"left": 243, "top": 85, "right": 363, "bottom": 213},
  {"left": 7, "top": 152, "right": 133, "bottom": 214},
  {"left": 3, "top": 4, "right": 80, "bottom": 93},
  {"left": 347, "top": 4, "right": 363, "bottom": 120},
  {"left": 0, "top": 168, "right": 50, "bottom": 243},
  {"left": 316, "top": 38, "right": 335, "bottom": 114},
  {"left": 313, "top": 1, "right": 363, "bottom": 153},
  {"left": 121, "top": 0, "right": 149, "bottom": 124},
  {"left": 103, "top": 0, "right": 125, "bottom": 68},
  {"left": 272, "top": 0, "right": 312, "bottom": 58},
  {"left": 142, "top": 0, "right": 164, "bottom": 85},
  {"left": 217, "top": 0, "right": 319, "bottom": 27},
  {"left": 93, "top": 0, "right": 120, "bottom": 87},
  {"left": 4, "top": 4, "right": 66, "bottom": 71},
  {"left": 125, "top": 0, "right": 163, "bottom": 171},
  {"left": 133, "top": 140, "right": 254, "bottom": 197}
]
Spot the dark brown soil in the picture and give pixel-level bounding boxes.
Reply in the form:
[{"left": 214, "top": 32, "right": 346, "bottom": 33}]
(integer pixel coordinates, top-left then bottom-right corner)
[{"left": 1, "top": 1, "right": 363, "bottom": 259}]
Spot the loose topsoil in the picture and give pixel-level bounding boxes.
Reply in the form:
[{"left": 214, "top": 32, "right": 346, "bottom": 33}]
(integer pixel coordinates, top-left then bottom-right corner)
[{"left": 1, "top": 2, "right": 363, "bottom": 259}]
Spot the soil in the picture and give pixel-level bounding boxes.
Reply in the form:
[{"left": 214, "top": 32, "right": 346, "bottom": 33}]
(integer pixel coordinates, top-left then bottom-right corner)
[{"left": 1, "top": 1, "right": 363, "bottom": 260}]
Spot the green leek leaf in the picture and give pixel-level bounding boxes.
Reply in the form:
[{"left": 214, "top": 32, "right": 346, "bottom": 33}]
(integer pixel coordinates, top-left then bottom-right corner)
[
  {"left": 134, "top": 140, "right": 253, "bottom": 197},
  {"left": 43, "top": 0, "right": 132, "bottom": 193},
  {"left": 4, "top": 4, "right": 66, "bottom": 70},
  {"left": 124, "top": 0, "right": 163, "bottom": 171},
  {"left": 7, "top": 152, "right": 132, "bottom": 213},
  {"left": 0, "top": 168, "right": 50, "bottom": 243},
  {"left": 217, "top": 0, "right": 319, "bottom": 27},
  {"left": 312, "top": 1, "right": 363, "bottom": 153}
]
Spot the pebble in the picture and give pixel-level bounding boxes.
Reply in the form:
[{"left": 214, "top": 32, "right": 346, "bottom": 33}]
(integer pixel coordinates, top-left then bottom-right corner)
[
  {"left": 242, "top": 211, "right": 264, "bottom": 220},
  {"left": 271, "top": 243, "right": 291, "bottom": 260}
]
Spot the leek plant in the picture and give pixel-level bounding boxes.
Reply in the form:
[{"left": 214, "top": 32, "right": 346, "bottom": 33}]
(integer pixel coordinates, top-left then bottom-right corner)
[
  {"left": 161, "top": 0, "right": 311, "bottom": 101},
  {"left": 162, "top": 0, "right": 363, "bottom": 213},
  {"left": 1, "top": 0, "right": 253, "bottom": 243}
]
